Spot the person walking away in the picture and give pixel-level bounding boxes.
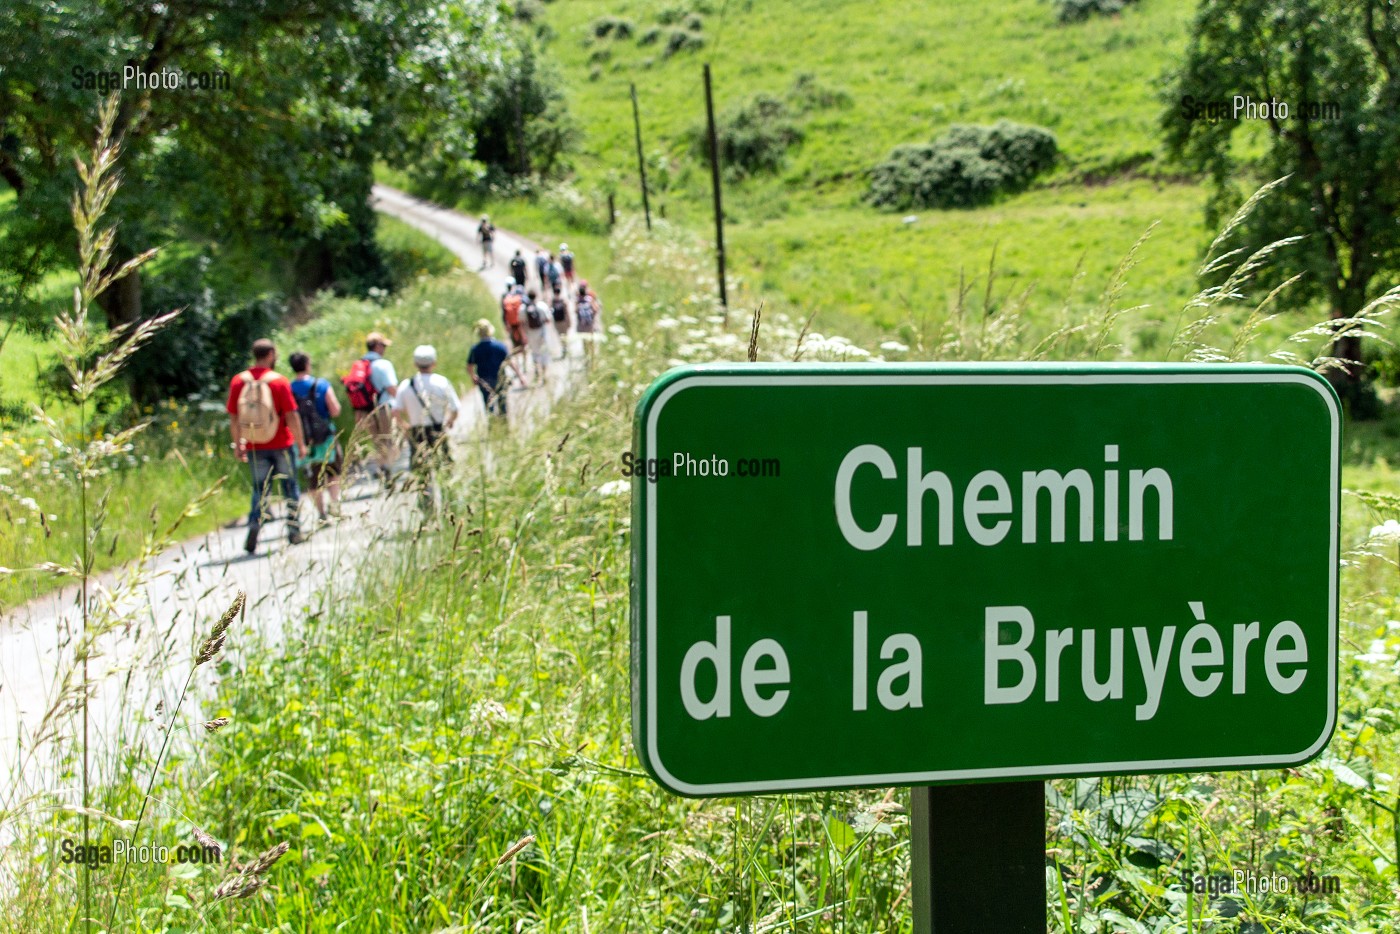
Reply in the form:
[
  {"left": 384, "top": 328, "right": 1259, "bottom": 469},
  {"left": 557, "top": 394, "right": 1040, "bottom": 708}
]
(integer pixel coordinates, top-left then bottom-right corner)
[
  {"left": 534, "top": 248, "right": 550, "bottom": 293},
  {"left": 342, "top": 332, "right": 399, "bottom": 487},
  {"left": 509, "top": 250, "right": 528, "bottom": 291},
  {"left": 501, "top": 283, "right": 528, "bottom": 374},
  {"left": 550, "top": 291, "right": 570, "bottom": 358},
  {"left": 523, "top": 289, "right": 552, "bottom": 385},
  {"left": 575, "top": 281, "right": 602, "bottom": 365},
  {"left": 477, "top": 214, "right": 495, "bottom": 269},
  {"left": 559, "top": 243, "right": 576, "bottom": 288},
  {"left": 289, "top": 351, "right": 344, "bottom": 522},
  {"left": 393, "top": 345, "right": 460, "bottom": 511},
  {"left": 546, "top": 253, "right": 563, "bottom": 300},
  {"left": 468, "top": 320, "right": 526, "bottom": 420},
  {"left": 227, "top": 338, "right": 306, "bottom": 553}
]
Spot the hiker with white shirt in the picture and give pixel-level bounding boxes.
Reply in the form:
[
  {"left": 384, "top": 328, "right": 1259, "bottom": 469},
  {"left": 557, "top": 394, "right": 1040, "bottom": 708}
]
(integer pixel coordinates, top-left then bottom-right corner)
[{"left": 393, "top": 344, "right": 460, "bottom": 509}]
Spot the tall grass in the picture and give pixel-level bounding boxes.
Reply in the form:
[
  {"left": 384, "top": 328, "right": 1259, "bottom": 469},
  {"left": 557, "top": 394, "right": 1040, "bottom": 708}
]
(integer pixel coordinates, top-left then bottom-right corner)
[{"left": 8, "top": 187, "right": 1400, "bottom": 931}]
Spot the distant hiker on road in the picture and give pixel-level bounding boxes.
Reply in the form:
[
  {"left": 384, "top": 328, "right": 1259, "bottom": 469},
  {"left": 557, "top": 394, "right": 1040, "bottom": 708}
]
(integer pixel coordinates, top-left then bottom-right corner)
[
  {"left": 546, "top": 253, "right": 563, "bottom": 299},
  {"left": 523, "top": 289, "right": 552, "bottom": 383},
  {"left": 559, "top": 244, "right": 576, "bottom": 288},
  {"left": 394, "top": 344, "right": 460, "bottom": 510},
  {"left": 534, "top": 248, "right": 550, "bottom": 293},
  {"left": 551, "top": 291, "right": 570, "bottom": 357},
  {"left": 342, "top": 332, "right": 399, "bottom": 486},
  {"left": 575, "top": 280, "right": 602, "bottom": 364},
  {"left": 477, "top": 214, "right": 495, "bottom": 269},
  {"left": 468, "top": 320, "right": 525, "bottom": 419},
  {"left": 289, "top": 352, "right": 344, "bottom": 522},
  {"left": 509, "top": 250, "right": 528, "bottom": 290},
  {"left": 227, "top": 338, "right": 306, "bottom": 554}
]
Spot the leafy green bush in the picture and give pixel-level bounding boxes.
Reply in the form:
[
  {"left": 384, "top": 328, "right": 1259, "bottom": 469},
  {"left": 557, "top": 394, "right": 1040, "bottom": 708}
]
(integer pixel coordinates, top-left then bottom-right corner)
[
  {"left": 1053, "top": 0, "right": 1138, "bottom": 23},
  {"left": 657, "top": 5, "right": 688, "bottom": 24},
  {"left": 685, "top": 13, "right": 704, "bottom": 31},
  {"left": 638, "top": 25, "right": 662, "bottom": 45},
  {"left": 591, "top": 15, "right": 634, "bottom": 38},
  {"left": 662, "top": 28, "right": 704, "bottom": 57},
  {"left": 867, "top": 121, "right": 1058, "bottom": 210},
  {"left": 125, "top": 290, "right": 284, "bottom": 403},
  {"left": 787, "top": 72, "right": 852, "bottom": 113},
  {"left": 691, "top": 94, "right": 802, "bottom": 176}
]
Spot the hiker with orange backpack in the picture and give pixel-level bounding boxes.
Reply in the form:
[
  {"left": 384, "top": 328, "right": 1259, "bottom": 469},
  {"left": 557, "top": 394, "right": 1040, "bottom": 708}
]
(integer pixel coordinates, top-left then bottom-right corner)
[
  {"left": 226, "top": 338, "right": 306, "bottom": 554},
  {"left": 500, "top": 282, "right": 529, "bottom": 374}
]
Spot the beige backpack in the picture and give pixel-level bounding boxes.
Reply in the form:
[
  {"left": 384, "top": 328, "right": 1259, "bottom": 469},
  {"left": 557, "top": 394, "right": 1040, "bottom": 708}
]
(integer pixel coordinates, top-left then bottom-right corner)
[{"left": 236, "top": 371, "right": 279, "bottom": 445}]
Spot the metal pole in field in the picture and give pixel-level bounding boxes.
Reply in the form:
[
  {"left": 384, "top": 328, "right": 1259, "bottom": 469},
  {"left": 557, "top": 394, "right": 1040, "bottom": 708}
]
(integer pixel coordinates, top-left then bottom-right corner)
[
  {"left": 702, "top": 63, "right": 729, "bottom": 319},
  {"left": 911, "top": 782, "right": 1046, "bottom": 933},
  {"left": 630, "top": 83, "right": 652, "bottom": 232}
]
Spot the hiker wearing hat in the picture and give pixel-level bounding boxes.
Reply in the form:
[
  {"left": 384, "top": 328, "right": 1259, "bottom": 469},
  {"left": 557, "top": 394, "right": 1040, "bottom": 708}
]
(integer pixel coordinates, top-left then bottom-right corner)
[
  {"left": 341, "top": 332, "right": 399, "bottom": 486},
  {"left": 393, "top": 344, "right": 460, "bottom": 509},
  {"left": 559, "top": 243, "right": 576, "bottom": 289}
]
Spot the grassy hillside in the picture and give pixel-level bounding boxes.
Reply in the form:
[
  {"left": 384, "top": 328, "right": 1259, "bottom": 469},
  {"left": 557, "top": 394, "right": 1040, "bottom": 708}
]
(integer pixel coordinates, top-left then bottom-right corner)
[
  {"left": 523, "top": 0, "right": 1221, "bottom": 342},
  {"left": 11, "top": 219, "right": 1400, "bottom": 933}
]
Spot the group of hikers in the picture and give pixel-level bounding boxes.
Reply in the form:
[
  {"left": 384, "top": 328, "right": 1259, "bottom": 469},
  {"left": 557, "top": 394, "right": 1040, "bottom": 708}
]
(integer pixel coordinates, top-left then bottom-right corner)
[{"left": 224, "top": 231, "right": 599, "bottom": 555}]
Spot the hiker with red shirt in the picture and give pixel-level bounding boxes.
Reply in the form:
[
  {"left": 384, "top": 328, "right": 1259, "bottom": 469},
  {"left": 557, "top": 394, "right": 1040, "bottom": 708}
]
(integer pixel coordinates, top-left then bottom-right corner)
[{"left": 227, "top": 338, "right": 307, "bottom": 554}]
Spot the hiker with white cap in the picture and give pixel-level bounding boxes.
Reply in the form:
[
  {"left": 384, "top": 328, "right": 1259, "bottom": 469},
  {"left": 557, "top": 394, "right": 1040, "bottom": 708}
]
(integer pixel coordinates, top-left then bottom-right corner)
[
  {"left": 393, "top": 344, "right": 460, "bottom": 509},
  {"left": 559, "top": 243, "right": 576, "bottom": 289}
]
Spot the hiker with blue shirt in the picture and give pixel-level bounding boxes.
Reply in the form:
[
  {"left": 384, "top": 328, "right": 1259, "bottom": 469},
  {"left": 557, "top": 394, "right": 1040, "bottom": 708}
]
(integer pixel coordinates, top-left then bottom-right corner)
[
  {"left": 467, "top": 320, "right": 526, "bottom": 419},
  {"left": 289, "top": 352, "right": 344, "bottom": 521}
]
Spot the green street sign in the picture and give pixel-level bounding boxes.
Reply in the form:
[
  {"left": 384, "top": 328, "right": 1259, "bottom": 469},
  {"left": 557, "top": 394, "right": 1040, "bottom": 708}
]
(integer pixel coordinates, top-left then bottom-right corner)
[{"left": 630, "top": 364, "right": 1340, "bottom": 796}]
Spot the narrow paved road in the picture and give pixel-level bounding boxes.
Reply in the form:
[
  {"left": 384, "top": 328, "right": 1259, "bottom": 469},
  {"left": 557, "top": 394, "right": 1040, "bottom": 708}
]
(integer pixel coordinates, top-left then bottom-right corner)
[{"left": 0, "top": 186, "right": 584, "bottom": 839}]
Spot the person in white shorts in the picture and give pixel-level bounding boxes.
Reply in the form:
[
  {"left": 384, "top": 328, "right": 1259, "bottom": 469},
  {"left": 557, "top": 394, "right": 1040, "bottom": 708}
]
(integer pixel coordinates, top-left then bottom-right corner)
[{"left": 522, "top": 289, "right": 553, "bottom": 383}]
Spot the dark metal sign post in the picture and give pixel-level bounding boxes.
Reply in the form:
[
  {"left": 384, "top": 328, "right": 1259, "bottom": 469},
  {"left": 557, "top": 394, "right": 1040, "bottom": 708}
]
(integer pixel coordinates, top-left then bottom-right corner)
[
  {"left": 702, "top": 63, "right": 728, "bottom": 319},
  {"left": 911, "top": 783, "right": 1046, "bottom": 933}
]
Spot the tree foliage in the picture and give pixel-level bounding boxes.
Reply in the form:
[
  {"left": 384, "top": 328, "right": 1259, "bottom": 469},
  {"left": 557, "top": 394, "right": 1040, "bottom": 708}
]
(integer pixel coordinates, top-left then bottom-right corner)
[
  {"left": 0, "top": 0, "right": 523, "bottom": 337},
  {"left": 1163, "top": 0, "right": 1400, "bottom": 381}
]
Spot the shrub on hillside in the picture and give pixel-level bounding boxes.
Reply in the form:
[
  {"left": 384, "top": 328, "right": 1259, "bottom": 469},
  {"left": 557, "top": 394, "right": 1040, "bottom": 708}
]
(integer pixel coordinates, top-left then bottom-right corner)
[
  {"left": 663, "top": 29, "right": 704, "bottom": 57},
  {"left": 690, "top": 94, "right": 802, "bottom": 176},
  {"left": 1053, "top": 0, "right": 1138, "bottom": 22},
  {"left": 591, "top": 16, "right": 634, "bottom": 38},
  {"left": 638, "top": 26, "right": 662, "bottom": 45},
  {"left": 867, "top": 121, "right": 1058, "bottom": 210},
  {"left": 788, "top": 72, "right": 852, "bottom": 112}
]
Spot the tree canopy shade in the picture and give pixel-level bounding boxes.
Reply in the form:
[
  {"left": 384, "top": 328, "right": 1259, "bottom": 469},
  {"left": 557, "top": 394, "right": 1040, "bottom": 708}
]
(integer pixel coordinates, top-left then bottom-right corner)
[
  {"left": 0, "top": 0, "right": 545, "bottom": 336},
  {"left": 1162, "top": 0, "right": 1400, "bottom": 384}
]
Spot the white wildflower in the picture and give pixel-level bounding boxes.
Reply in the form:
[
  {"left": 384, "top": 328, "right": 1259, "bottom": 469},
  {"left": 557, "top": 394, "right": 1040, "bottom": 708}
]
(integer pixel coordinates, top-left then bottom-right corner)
[
  {"left": 468, "top": 699, "right": 509, "bottom": 730},
  {"left": 1370, "top": 519, "right": 1400, "bottom": 544},
  {"left": 656, "top": 317, "right": 679, "bottom": 329},
  {"left": 595, "top": 479, "right": 630, "bottom": 497},
  {"left": 880, "top": 341, "right": 910, "bottom": 353}
]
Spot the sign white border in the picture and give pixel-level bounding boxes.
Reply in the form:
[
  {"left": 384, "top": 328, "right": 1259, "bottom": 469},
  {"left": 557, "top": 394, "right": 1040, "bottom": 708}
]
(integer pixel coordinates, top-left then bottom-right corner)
[{"left": 641, "top": 369, "right": 1340, "bottom": 795}]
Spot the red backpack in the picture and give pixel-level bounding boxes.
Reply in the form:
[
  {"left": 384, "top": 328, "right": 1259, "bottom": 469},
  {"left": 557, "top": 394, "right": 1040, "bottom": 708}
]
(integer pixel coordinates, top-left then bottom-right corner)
[{"left": 342, "top": 357, "right": 377, "bottom": 411}]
